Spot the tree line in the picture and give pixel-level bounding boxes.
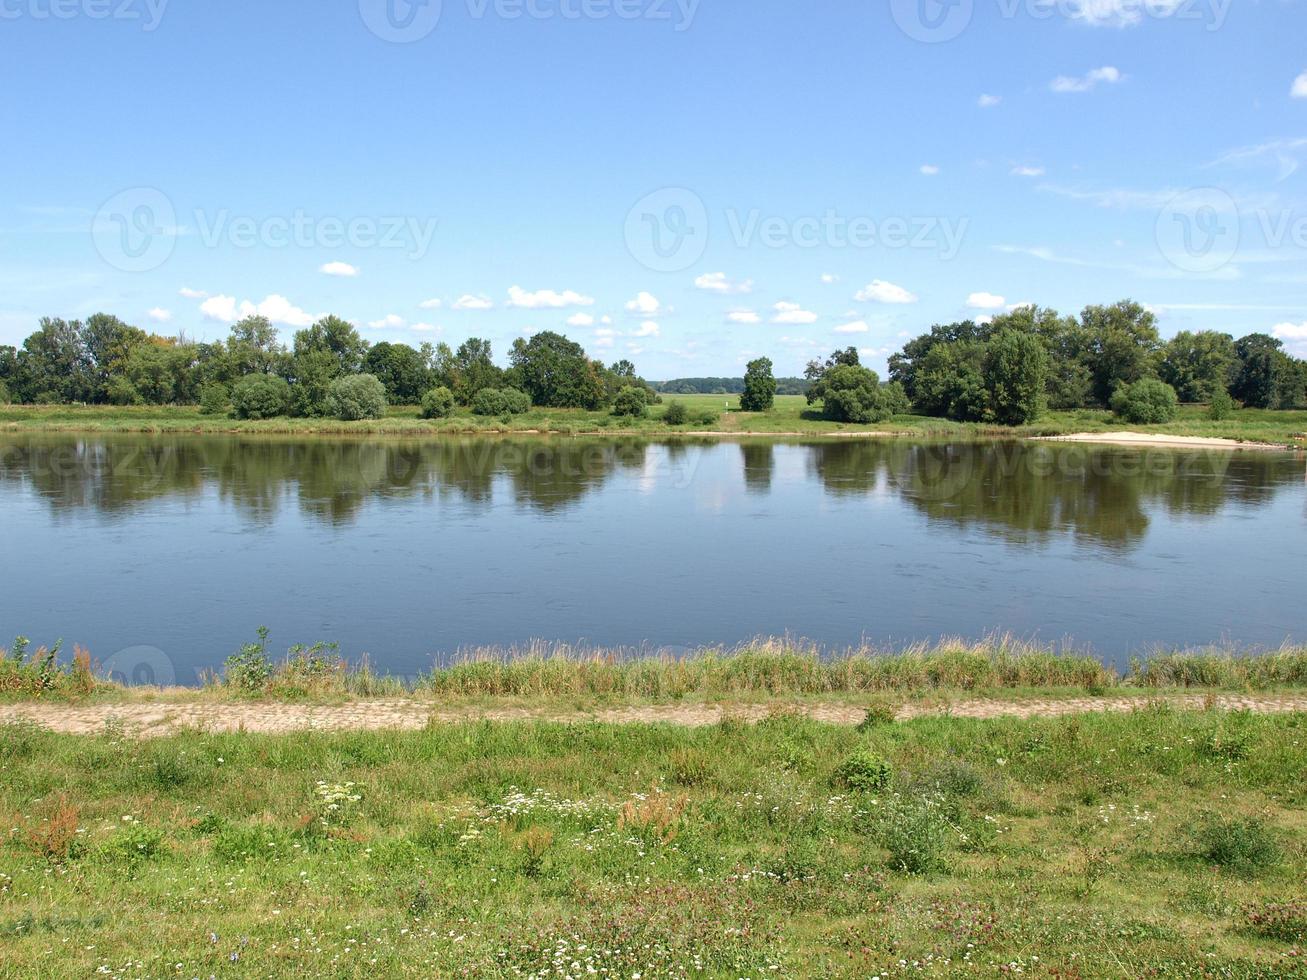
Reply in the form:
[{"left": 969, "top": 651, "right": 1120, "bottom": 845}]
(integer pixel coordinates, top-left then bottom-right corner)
[{"left": 0, "top": 314, "right": 659, "bottom": 421}]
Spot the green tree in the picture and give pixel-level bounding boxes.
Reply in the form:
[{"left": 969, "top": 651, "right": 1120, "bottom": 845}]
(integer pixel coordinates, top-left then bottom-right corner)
[
  {"left": 1080, "top": 301, "right": 1161, "bottom": 406},
  {"left": 1159, "top": 331, "right": 1236, "bottom": 403},
  {"left": 1231, "top": 334, "right": 1298, "bottom": 408},
  {"left": 983, "top": 329, "right": 1048, "bottom": 425},
  {"left": 739, "top": 357, "right": 776, "bottom": 412},
  {"left": 446, "top": 338, "right": 503, "bottom": 404},
  {"left": 472, "top": 387, "right": 531, "bottom": 416},
  {"left": 325, "top": 374, "right": 388, "bottom": 421},
  {"left": 17, "top": 318, "right": 94, "bottom": 403},
  {"left": 420, "top": 386, "right": 455, "bottom": 419},
  {"left": 286, "top": 348, "right": 341, "bottom": 417},
  {"left": 1111, "top": 378, "right": 1179, "bottom": 424},
  {"left": 230, "top": 374, "right": 291, "bottom": 419},
  {"left": 508, "top": 331, "right": 607, "bottom": 409},
  {"left": 810, "top": 364, "right": 906, "bottom": 423},
  {"left": 292, "top": 316, "right": 368, "bottom": 376},
  {"left": 364, "top": 342, "right": 430, "bottom": 405},
  {"left": 611, "top": 385, "right": 648, "bottom": 418}
]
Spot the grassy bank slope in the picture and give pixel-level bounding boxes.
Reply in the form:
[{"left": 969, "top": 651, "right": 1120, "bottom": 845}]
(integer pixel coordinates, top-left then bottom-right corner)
[
  {"left": 3, "top": 398, "right": 1305, "bottom": 446},
  {"left": 2, "top": 708, "right": 1304, "bottom": 977}
]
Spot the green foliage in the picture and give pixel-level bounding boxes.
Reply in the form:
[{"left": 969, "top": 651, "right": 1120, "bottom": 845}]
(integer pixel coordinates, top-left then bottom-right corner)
[
  {"left": 877, "top": 795, "right": 951, "bottom": 874},
  {"left": 1159, "top": 331, "right": 1236, "bottom": 403},
  {"left": 198, "top": 383, "right": 230, "bottom": 416},
  {"left": 611, "top": 385, "right": 648, "bottom": 418},
  {"left": 811, "top": 363, "right": 907, "bottom": 423},
  {"left": 1244, "top": 901, "right": 1307, "bottom": 943},
  {"left": 691, "top": 408, "right": 720, "bottom": 426},
  {"left": 983, "top": 329, "right": 1048, "bottom": 424},
  {"left": 472, "top": 387, "right": 530, "bottom": 416},
  {"left": 833, "top": 751, "right": 892, "bottom": 792},
  {"left": 223, "top": 627, "right": 274, "bottom": 693},
  {"left": 325, "top": 373, "right": 388, "bottom": 421},
  {"left": 230, "top": 374, "right": 290, "bottom": 420},
  {"left": 1207, "top": 388, "right": 1235, "bottom": 420},
  {"left": 1195, "top": 817, "right": 1280, "bottom": 875},
  {"left": 739, "top": 357, "right": 776, "bottom": 412},
  {"left": 0, "top": 379, "right": 9, "bottom": 405},
  {"left": 420, "top": 386, "right": 456, "bottom": 419},
  {"left": 1111, "top": 378, "right": 1179, "bottom": 424},
  {"left": 662, "top": 400, "right": 688, "bottom": 425},
  {"left": 364, "top": 342, "right": 431, "bottom": 405},
  {"left": 509, "top": 331, "right": 607, "bottom": 409}
]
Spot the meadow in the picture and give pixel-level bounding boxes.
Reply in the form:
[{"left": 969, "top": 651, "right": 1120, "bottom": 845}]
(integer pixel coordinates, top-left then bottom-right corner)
[
  {"left": 1, "top": 705, "right": 1305, "bottom": 978},
  {"left": 3, "top": 398, "right": 1305, "bottom": 447}
]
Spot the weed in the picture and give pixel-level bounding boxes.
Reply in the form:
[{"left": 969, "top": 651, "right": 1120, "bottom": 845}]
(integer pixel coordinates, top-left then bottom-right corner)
[
  {"left": 833, "top": 751, "right": 892, "bottom": 793},
  {"left": 1195, "top": 816, "right": 1281, "bottom": 875}
]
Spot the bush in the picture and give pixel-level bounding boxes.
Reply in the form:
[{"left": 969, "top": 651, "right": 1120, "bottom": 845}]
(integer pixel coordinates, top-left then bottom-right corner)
[
  {"left": 325, "top": 373, "right": 387, "bottom": 421},
  {"left": 1196, "top": 816, "right": 1280, "bottom": 874},
  {"left": 611, "top": 386, "right": 648, "bottom": 418},
  {"left": 198, "top": 383, "right": 230, "bottom": 416},
  {"left": 1111, "top": 378, "right": 1179, "bottom": 424},
  {"left": 1207, "top": 388, "right": 1235, "bottom": 420},
  {"left": 472, "top": 387, "right": 530, "bottom": 416},
  {"left": 230, "top": 374, "right": 290, "bottom": 420},
  {"left": 0, "top": 379, "right": 11, "bottom": 405},
  {"left": 662, "top": 401, "right": 688, "bottom": 425},
  {"left": 692, "top": 409, "right": 720, "bottom": 427},
  {"left": 421, "top": 386, "right": 455, "bottom": 420},
  {"left": 816, "top": 365, "right": 907, "bottom": 423},
  {"left": 878, "top": 795, "right": 950, "bottom": 875},
  {"left": 224, "top": 627, "right": 273, "bottom": 694},
  {"left": 833, "top": 751, "right": 892, "bottom": 792}
]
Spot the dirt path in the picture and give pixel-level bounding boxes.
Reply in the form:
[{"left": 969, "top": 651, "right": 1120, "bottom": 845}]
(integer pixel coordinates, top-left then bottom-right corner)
[{"left": 2, "top": 693, "right": 1305, "bottom": 738}]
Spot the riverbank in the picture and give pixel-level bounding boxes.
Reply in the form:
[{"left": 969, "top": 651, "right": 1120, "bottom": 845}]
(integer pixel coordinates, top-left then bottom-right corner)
[
  {"left": 4, "top": 398, "right": 1306, "bottom": 447},
  {"left": 2, "top": 706, "right": 1303, "bottom": 977}
]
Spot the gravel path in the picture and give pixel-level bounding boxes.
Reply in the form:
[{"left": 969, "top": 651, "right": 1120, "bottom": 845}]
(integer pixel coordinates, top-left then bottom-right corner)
[{"left": 2, "top": 693, "right": 1305, "bottom": 738}]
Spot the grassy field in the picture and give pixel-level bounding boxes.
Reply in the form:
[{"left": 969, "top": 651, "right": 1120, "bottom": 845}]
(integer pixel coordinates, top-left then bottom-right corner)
[
  {"left": 3, "top": 398, "right": 1305, "bottom": 446},
  {"left": 2, "top": 707, "right": 1304, "bottom": 977}
]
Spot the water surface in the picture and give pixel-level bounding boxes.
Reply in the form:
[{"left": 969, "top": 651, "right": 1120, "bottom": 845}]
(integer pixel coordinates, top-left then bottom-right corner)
[{"left": 1, "top": 434, "right": 1303, "bottom": 683}]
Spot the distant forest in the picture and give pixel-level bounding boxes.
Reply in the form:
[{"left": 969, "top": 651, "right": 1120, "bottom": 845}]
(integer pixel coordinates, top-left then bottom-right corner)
[{"left": 655, "top": 377, "right": 810, "bottom": 395}]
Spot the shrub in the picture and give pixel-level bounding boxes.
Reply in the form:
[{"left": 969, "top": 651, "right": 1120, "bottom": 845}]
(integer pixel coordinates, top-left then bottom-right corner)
[
  {"left": 816, "top": 365, "right": 908, "bottom": 424},
  {"left": 833, "top": 751, "right": 892, "bottom": 792},
  {"left": 662, "top": 401, "right": 688, "bottom": 425},
  {"left": 691, "top": 409, "right": 720, "bottom": 427},
  {"left": 26, "top": 795, "right": 81, "bottom": 862},
  {"left": 619, "top": 786, "right": 689, "bottom": 845},
  {"left": 1196, "top": 816, "right": 1280, "bottom": 874},
  {"left": 326, "top": 373, "right": 387, "bottom": 421},
  {"left": 1207, "top": 388, "right": 1235, "bottom": 420},
  {"left": 198, "top": 383, "right": 230, "bottom": 416},
  {"left": 878, "top": 795, "right": 950, "bottom": 874},
  {"left": 0, "top": 380, "right": 11, "bottom": 405},
  {"left": 611, "top": 386, "right": 648, "bottom": 418},
  {"left": 421, "top": 386, "right": 455, "bottom": 420},
  {"left": 472, "top": 387, "right": 530, "bottom": 416},
  {"left": 230, "top": 374, "right": 290, "bottom": 420},
  {"left": 856, "top": 701, "right": 900, "bottom": 731},
  {"left": 1111, "top": 378, "right": 1179, "bottom": 424},
  {"left": 223, "top": 627, "right": 273, "bottom": 693}
]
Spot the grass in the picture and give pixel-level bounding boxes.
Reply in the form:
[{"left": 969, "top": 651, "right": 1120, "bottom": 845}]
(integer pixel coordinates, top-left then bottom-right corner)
[
  {"left": 4, "top": 635, "right": 1307, "bottom": 704},
  {"left": 1, "top": 706, "right": 1304, "bottom": 976},
  {"left": 4, "top": 398, "right": 1305, "bottom": 446}
]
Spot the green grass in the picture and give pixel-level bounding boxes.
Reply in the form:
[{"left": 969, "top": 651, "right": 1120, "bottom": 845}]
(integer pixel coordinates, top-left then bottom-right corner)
[
  {"left": 5, "top": 636, "right": 1307, "bottom": 704},
  {"left": 4, "top": 399, "right": 1305, "bottom": 446},
  {"left": 2, "top": 707, "right": 1304, "bottom": 977}
]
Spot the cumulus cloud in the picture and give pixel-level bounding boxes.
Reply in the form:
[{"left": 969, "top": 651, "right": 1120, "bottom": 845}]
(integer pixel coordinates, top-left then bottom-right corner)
[
  {"left": 1294, "top": 72, "right": 1307, "bottom": 99},
  {"left": 567, "top": 312, "right": 595, "bottom": 327},
  {"left": 199, "top": 294, "right": 316, "bottom": 327},
  {"left": 771, "top": 301, "right": 818, "bottom": 325},
  {"left": 178, "top": 287, "right": 208, "bottom": 299},
  {"left": 320, "top": 261, "right": 359, "bottom": 278},
  {"left": 633, "top": 321, "right": 660, "bottom": 338},
  {"left": 418, "top": 298, "right": 443, "bottom": 310},
  {"left": 978, "top": 94, "right": 1002, "bottom": 108},
  {"left": 1059, "top": 0, "right": 1184, "bottom": 27},
  {"left": 694, "top": 272, "right": 753, "bottom": 294},
  {"left": 920, "top": 164, "right": 940, "bottom": 176},
  {"left": 452, "top": 294, "right": 494, "bottom": 311},
  {"left": 411, "top": 322, "right": 440, "bottom": 333},
  {"left": 624, "top": 291, "right": 662, "bottom": 315},
  {"left": 147, "top": 308, "right": 173, "bottom": 323},
  {"left": 1273, "top": 321, "right": 1307, "bottom": 355},
  {"left": 507, "top": 285, "right": 595, "bottom": 309},
  {"left": 820, "top": 273, "right": 840, "bottom": 284},
  {"left": 1011, "top": 165, "right": 1045, "bottom": 177},
  {"left": 834, "top": 320, "right": 870, "bottom": 334},
  {"left": 967, "top": 292, "right": 1007, "bottom": 310},
  {"left": 368, "top": 314, "right": 406, "bottom": 330},
  {"left": 1051, "top": 66, "right": 1123, "bottom": 94},
  {"left": 854, "top": 279, "right": 918, "bottom": 304},
  {"left": 726, "top": 309, "right": 761, "bottom": 325}
]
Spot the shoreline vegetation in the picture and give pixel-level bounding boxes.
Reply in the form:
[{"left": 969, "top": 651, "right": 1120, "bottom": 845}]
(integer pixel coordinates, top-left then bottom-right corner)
[
  {"left": 3, "top": 398, "right": 1306, "bottom": 448},
  {"left": 4, "top": 635, "right": 1307, "bottom": 704}
]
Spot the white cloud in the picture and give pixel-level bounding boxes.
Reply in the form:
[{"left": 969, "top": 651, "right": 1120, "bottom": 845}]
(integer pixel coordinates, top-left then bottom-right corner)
[
  {"left": 820, "top": 273, "right": 840, "bottom": 284},
  {"left": 320, "top": 261, "right": 359, "bottom": 278},
  {"left": 1051, "top": 66, "right": 1123, "bottom": 94},
  {"left": 633, "top": 321, "right": 660, "bottom": 338},
  {"left": 419, "top": 298, "right": 443, "bottom": 310},
  {"left": 594, "top": 327, "right": 617, "bottom": 338},
  {"left": 624, "top": 291, "right": 662, "bottom": 315},
  {"left": 452, "top": 294, "right": 494, "bottom": 311},
  {"left": 178, "top": 287, "right": 207, "bottom": 299},
  {"left": 411, "top": 323, "right": 440, "bottom": 333},
  {"left": 920, "top": 164, "right": 940, "bottom": 176},
  {"left": 834, "top": 320, "right": 870, "bottom": 334},
  {"left": 199, "top": 294, "right": 316, "bottom": 327},
  {"left": 1059, "top": 0, "right": 1184, "bottom": 27},
  {"left": 368, "top": 314, "right": 406, "bottom": 330},
  {"left": 147, "top": 308, "right": 173, "bottom": 323},
  {"left": 967, "top": 291, "right": 1007, "bottom": 310},
  {"left": 694, "top": 272, "right": 753, "bottom": 294},
  {"left": 506, "top": 285, "right": 595, "bottom": 309},
  {"left": 566, "top": 312, "right": 595, "bottom": 327},
  {"left": 978, "top": 94, "right": 1002, "bottom": 108},
  {"left": 1293, "top": 72, "right": 1307, "bottom": 99},
  {"left": 1273, "top": 321, "right": 1307, "bottom": 356},
  {"left": 1011, "top": 165, "right": 1045, "bottom": 177},
  {"left": 976, "top": 315, "right": 995, "bottom": 326},
  {"left": 772, "top": 301, "right": 818, "bottom": 325},
  {"left": 854, "top": 279, "right": 918, "bottom": 304},
  {"left": 593, "top": 336, "right": 614, "bottom": 349},
  {"left": 726, "top": 309, "right": 761, "bottom": 325}
]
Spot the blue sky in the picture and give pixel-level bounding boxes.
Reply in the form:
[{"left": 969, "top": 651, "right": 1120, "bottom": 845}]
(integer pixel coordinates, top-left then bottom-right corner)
[{"left": 2, "top": 0, "right": 1306, "bottom": 378}]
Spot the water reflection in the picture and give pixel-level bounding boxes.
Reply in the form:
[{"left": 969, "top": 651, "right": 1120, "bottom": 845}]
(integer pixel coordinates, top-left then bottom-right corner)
[{"left": 0, "top": 435, "right": 1301, "bottom": 548}]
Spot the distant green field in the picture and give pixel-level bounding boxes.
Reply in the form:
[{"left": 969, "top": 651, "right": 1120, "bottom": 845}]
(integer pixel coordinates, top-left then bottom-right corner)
[{"left": 2, "top": 398, "right": 1305, "bottom": 446}]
